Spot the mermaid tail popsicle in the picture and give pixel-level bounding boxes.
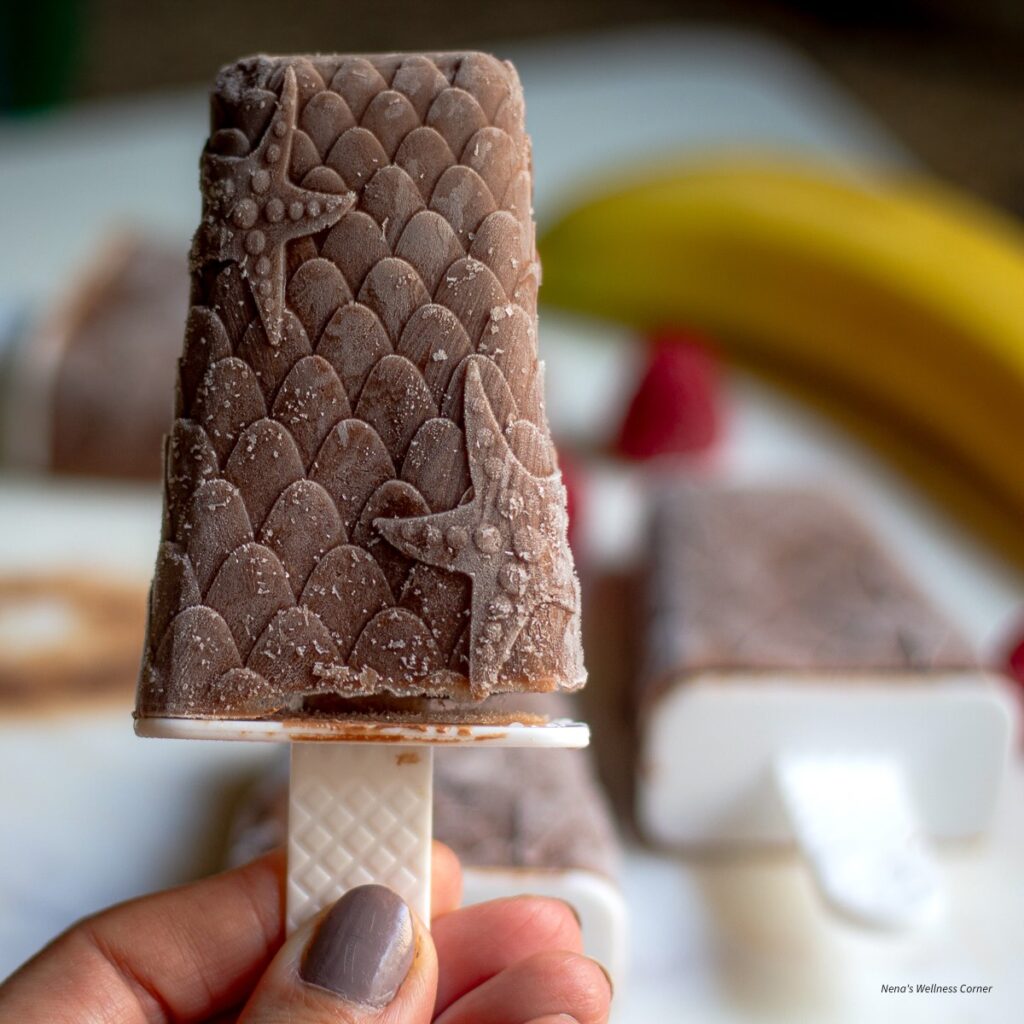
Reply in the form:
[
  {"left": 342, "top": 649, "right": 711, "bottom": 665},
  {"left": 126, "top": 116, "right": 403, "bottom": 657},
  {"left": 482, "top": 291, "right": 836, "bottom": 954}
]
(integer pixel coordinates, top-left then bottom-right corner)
[{"left": 134, "top": 52, "right": 588, "bottom": 929}]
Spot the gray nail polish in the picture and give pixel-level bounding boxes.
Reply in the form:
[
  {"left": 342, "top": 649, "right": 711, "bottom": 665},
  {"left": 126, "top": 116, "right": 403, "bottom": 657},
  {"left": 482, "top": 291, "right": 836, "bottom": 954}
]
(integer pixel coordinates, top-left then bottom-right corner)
[{"left": 300, "top": 885, "right": 415, "bottom": 1008}]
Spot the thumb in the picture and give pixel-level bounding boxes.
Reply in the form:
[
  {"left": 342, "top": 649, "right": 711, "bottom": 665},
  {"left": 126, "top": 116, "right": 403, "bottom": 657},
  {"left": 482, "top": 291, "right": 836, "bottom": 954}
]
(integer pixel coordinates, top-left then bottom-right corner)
[{"left": 239, "top": 884, "right": 436, "bottom": 1023}]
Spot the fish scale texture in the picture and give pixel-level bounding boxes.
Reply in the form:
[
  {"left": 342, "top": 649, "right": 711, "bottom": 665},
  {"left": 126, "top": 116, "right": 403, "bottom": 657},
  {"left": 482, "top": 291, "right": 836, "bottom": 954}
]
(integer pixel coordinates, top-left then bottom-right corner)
[{"left": 137, "top": 52, "right": 585, "bottom": 719}]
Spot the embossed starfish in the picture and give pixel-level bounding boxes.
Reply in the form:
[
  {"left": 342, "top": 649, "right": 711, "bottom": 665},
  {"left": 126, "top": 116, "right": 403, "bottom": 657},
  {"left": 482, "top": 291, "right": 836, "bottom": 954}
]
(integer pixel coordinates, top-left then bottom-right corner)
[
  {"left": 377, "top": 363, "right": 578, "bottom": 694},
  {"left": 192, "top": 65, "right": 354, "bottom": 346}
]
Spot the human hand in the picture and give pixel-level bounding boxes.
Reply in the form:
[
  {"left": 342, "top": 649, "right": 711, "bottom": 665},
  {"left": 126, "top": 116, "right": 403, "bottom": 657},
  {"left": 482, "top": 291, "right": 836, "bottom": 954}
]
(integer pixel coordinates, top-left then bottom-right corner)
[{"left": 0, "top": 842, "right": 611, "bottom": 1023}]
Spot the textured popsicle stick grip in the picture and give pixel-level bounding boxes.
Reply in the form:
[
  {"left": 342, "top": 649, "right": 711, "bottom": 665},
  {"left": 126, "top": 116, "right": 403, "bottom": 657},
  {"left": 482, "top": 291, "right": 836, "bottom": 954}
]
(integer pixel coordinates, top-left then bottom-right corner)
[{"left": 287, "top": 743, "right": 433, "bottom": 931}]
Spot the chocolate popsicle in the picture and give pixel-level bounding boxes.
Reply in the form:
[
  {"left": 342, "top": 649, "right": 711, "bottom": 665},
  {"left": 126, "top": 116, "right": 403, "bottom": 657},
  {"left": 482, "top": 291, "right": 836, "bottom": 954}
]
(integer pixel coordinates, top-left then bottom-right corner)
[
  {"left": 0, "top": 573, "right": 146, "bottom": 709},
  {"left": 134, "top": 51, "right": 590, "bottom": 930},
  {"left": 640, "top": 485, "right": 970, "bottom": 697},
  {"left": 1, "top": 236, "right": 187, "bottom": 480},
  {"left": 136, "top": 52, "right": 584, "bottom": 724},
  {"left": 636, "top": 485, "right": 1012, "bottom": 926}
]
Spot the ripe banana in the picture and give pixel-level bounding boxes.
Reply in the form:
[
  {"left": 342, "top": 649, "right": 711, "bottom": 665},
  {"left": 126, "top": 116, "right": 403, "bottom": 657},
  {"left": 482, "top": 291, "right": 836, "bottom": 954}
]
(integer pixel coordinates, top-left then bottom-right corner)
[{"left": 538, "top": 159, "right": 1024, "bottom": 563}]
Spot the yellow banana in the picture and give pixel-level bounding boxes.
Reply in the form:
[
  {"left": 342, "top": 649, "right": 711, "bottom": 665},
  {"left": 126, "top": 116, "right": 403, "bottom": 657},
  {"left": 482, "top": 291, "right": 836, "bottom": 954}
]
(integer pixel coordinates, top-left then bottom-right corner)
[{"left": 538, "top": 158, "right": 1024, "bottom": 561}]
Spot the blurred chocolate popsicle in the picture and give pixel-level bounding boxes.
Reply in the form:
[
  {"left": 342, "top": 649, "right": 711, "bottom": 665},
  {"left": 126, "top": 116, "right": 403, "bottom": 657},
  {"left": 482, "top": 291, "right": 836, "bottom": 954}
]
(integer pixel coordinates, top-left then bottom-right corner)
[
  {"left": 637, "top": 484, "right": 1013, "bottom": 927},
  {"left": 1, "top": 235, "right": 187, "bottom": 479},
  {"left": 641, "top": 485, "right": 970, "bottom": 694},
  {"left": 0, "top": 573, "right": 146, "bottom": 709}
]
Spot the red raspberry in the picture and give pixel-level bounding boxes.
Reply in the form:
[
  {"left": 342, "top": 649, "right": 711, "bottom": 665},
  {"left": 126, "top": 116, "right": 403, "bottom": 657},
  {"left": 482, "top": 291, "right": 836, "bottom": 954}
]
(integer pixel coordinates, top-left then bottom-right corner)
[
  {"left": 615, "top": 330, "right": 722, "bottom": 460},
  {"left": 557, "top": 445, "right": 583, "bottom": 555},
  {"left": 1006, "top": 629, "right": 1024, "bottom": 688}
]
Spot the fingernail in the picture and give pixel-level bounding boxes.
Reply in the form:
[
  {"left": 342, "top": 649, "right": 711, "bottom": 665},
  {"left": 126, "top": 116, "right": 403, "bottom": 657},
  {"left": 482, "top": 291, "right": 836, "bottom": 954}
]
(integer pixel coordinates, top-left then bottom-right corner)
[
  {"left": 300, "top": 885, "right": 414, "bottom": 1008},
  {"left": 523, "top": 894, "right": 581, "bottom": 928},
  {"left": 558, "top": 898, "right": 582, "bottom": 928},
  {"left": 592, "top": 957, "right": 615, "bottom": 998}
]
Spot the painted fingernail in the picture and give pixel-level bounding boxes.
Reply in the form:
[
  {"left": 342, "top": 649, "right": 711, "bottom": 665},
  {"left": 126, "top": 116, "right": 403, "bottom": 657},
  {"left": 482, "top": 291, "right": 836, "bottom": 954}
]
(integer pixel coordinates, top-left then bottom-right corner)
[{"left": 300, "top": 884, "right": 414, "bottom": 1008}]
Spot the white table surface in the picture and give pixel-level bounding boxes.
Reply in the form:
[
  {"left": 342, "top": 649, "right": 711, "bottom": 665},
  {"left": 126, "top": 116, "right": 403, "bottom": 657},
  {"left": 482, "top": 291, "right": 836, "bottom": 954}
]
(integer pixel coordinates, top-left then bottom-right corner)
[{"left": 1, "top": 26, "right": 1022, "bottom": 1023}]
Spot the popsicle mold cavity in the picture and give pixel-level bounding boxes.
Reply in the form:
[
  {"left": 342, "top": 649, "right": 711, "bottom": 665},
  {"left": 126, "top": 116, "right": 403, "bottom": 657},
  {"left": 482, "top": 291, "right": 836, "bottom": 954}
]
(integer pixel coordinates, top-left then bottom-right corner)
[{"left": 136, "top": 53, "right": 585, "bottom": 720}]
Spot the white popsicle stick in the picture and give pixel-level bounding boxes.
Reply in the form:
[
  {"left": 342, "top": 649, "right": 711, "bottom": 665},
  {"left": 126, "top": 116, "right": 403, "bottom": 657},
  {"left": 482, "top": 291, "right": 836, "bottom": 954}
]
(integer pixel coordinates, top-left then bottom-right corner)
[
  {"left": 288, "top": 743, "right": 434, "bottom": 929},
  {"left": 774, "top": 754, "right": 943, "bottom": 930},
  {"left": 136, "top": 715, "right": 590, "bottom": 932}
]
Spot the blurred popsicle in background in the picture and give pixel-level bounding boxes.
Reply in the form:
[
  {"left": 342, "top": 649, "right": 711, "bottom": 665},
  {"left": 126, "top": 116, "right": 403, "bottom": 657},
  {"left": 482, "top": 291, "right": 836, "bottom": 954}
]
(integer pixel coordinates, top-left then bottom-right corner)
[
  {"left": 635, "top": 485, "right": 1013, "bottom": 929},
  {"left": 1, "top": 234, "right": 186, "bottom": 479}
]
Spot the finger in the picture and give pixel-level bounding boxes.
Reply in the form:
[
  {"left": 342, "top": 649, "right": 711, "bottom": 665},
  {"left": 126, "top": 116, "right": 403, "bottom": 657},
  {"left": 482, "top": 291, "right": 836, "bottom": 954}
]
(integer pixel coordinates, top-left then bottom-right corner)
[
  {"left": 0, "top": 849, "right": 284, "bottom": 1024},
  {"left": 431, "top": 841, "right": 462, "bottom": 917},
  {"left": 434, "top": 950, "right": 612, "bottom": 1024},
  {"left": 0, "top": 839, "right": 460, "bottom": 1024},
  {"left": 239, "top": 884, "right": 436, "bottom": 1023},
  {"left": 432, "top": 896, "right": 582, "bottom": 1014}
]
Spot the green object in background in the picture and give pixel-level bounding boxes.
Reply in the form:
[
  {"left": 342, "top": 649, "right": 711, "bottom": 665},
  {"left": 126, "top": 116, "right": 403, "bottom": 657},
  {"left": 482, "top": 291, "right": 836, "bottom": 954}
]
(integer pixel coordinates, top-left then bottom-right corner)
[{"left": 0, "top": 0, "right": 83, "bottom": 113}]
